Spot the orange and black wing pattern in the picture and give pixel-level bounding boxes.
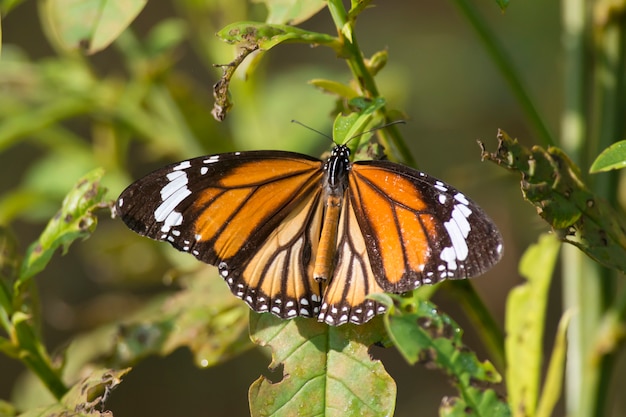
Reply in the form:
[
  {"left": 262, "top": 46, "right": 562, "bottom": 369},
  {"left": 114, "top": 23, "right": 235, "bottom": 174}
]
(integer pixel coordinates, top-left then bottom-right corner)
[
  {"left": 116, "top": 151, "right": 328, "bottom": 318},
  {"left": 316, "top": 154, "right": 503, "bottom": 326},
  {"left": 116, "top": 145, "right": 503, "bottom": 326}
]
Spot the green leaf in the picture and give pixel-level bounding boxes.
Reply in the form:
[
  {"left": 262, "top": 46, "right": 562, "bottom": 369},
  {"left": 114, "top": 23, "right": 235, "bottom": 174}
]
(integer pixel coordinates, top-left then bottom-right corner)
[
  {"left": 536, "top": 309, "right": 573, "bottom": 417},
  {"left": 308, "top": 78, "right": 359, "bottom": 100},
  {"left": 495, "top": 0, "right": 509, "bottom": 11},
  {"left": 253, "top": 0, "right": 326, "bottom": 25},
  {"left": 0, "top": 399, "right": 17, "bottom": 417},
  {"left": 505, "top": 233, "right": 561, "bottom": 416},
  {"left": 331, "top": 98, "right": 386, "bottom": 147},
  {"left": 248, "top": 314, "right": 396, "bottom": 417},
  {"left": 18, "top": 169, "right": 107, "bottom": 285},
  {"left": 374, "top": 293, "right": 510, "bottom": 417},
  {"left": 589, "top": 140, "right": 626, "bottom": 173},
  {"left": 39, "top": 0, "right": 147, "bottom": 55},
  {"left": 217, "top": 21, "right": 339, "bottom": 51},
  {"left": 482, "top": 130, "right": 626, "bottom": 274},
  {"left": 17, "top": 368, "right": 129, "bottom": 417}
]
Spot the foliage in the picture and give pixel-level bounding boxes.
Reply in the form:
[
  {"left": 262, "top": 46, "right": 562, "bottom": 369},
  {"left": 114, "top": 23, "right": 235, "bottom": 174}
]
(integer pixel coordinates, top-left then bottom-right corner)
[{"left": 0, "top": 0, "right": 625, "bottom": 417}]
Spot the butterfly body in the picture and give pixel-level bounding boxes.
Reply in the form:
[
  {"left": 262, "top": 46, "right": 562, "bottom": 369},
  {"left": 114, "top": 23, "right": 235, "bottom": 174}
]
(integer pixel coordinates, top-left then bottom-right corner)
[{"left": 116, "top": 145, "right": 503, "bottom": 326}]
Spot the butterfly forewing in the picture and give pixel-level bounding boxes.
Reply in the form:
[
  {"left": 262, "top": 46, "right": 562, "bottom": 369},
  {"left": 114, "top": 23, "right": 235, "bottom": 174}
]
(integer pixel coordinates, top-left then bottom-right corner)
[
  {"left": 349, "top": 160, "right": 503, "bottom": 293},
  {"left": 116, "top": 151, "right": 327, "bottom": 316}
]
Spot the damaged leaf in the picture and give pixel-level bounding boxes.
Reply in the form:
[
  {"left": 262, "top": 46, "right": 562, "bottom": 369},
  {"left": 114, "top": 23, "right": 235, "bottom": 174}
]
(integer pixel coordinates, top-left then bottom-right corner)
[
  {"left": 18, "top": 368, "right": 129, "bottom": 417},
  {"left": 212, "top": 21, "right": 340, "bottom": 120},
  {"left": 18, "top": 169, "right": 107, "bottom": 285},
  {"left": 248, "top": 314, "right": 395, "bottom": 417},
  {"left": 373, "top": 293, "right": 510, "bottom": 417},
  {"left": 481, "top": 129, "right": 626, "bottom": 274}
]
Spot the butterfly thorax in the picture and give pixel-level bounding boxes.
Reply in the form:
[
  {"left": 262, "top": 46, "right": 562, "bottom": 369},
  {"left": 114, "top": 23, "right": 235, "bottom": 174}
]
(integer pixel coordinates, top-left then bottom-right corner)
[{"left": 324, "top": 145, "right": 351, "bottom": 193}]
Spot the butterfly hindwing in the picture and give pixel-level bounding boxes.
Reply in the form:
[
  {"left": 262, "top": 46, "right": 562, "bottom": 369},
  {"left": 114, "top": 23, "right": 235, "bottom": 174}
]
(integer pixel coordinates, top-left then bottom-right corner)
[{"left": 318, "top": 195, "right": 386, "bottom": 326}]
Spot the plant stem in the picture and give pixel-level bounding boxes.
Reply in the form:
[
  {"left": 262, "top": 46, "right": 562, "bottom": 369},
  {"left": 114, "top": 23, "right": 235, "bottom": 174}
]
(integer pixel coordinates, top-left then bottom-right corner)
[
  {"left": 560, "top": 1, "right": 593, "bottom": 416},
  {"left": 584, "top": 8, "right": 626, "bottom": 416},
  {"left": 451, "top": 0, "right": 554, "bottom": 147},
  {"left": 326, "top": 0, "right": 415, "bottom": 166}
]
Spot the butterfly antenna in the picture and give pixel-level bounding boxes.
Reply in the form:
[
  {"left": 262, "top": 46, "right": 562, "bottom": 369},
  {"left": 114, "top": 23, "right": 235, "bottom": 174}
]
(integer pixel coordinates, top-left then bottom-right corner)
[{"left": 291, "top": 120, "right": 333, "bottom": 142}]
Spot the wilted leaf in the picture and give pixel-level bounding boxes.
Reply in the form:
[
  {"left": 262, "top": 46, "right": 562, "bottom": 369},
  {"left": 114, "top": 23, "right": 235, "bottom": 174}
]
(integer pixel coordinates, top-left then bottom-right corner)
[
  {"left": 113, "top": 270, "right": 252, "bottom": 368},
  {"left": 248, "top": 314, "right": 395, "bottom": 417},
  {"left": 17, "top": 368, "right": 129, "bottom": 417}
]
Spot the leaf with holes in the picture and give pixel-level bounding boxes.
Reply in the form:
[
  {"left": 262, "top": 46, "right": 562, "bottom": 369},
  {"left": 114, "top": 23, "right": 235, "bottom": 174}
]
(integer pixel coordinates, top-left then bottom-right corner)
[
  {"left": 19, "top": 169, "right": 107, "bottom": 286},
  {"left": 248, "top": 314, "right": 395, "bottom": 417},
  {"left": 481, "top": 129, "right": 626, "bottom": 274},
  {"left": 17, "top": 368, "right": 129, "bottom": 417}
]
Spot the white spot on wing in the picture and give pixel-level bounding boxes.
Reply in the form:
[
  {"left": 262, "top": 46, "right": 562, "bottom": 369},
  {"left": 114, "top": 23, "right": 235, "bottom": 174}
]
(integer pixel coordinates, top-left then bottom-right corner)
[{"left": 173, "top": 161, "right": 191, "bottom": 171}]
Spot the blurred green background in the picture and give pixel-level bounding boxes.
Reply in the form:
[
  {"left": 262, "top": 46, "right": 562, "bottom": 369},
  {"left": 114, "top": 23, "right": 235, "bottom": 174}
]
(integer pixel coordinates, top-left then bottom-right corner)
[{"left": 0, "top": 0, "right": 601, "bottom": 416}]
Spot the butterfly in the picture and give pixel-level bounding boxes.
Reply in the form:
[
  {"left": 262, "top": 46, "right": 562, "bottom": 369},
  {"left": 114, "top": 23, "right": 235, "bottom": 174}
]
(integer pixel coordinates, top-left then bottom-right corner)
[{"left": 115, "top": 144, "right": 503, "bottom": 326}]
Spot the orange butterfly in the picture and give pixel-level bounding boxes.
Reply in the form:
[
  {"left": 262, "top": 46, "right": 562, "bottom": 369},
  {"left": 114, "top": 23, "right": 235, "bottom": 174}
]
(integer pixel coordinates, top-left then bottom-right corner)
[{"left": 115, "top": 144, "right": 503, "bottom": 325}]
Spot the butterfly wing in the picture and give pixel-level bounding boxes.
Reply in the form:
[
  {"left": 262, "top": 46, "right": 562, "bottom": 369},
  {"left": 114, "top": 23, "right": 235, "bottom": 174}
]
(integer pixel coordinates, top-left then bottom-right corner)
[
  {"left": 347, "top": 160, "right": 503, "bottom": 294},
  {"left": 318, "top": 195, "right": 387, "bottom": 326},
  {"left": 115, "top": 151, "right": 327, "bottom": 317}
]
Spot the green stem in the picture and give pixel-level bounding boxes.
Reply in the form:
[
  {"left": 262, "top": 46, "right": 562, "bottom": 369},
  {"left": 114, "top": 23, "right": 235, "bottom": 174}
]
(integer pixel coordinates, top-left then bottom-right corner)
[
  {"left": 451, "top": 0, "right": 554, "bottom": 147},
  {"left": 560, "top": 1, "right": 594, "bottom": 416},
  {"left": 583, "top": 9, "right": 626, "bottom": 416},
  {"left": 446, "top": 280, "right": 505, "bottom": 371},
  {"left": 326, "top": 0, "right": 415, "bottom": 166}
]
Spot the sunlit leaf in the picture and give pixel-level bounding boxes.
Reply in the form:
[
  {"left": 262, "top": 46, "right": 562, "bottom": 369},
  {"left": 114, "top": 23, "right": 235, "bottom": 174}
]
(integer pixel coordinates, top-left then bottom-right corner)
[
  {"left": 332, "top": 98, "right": 385, "bottom": 147},
  {"left": 590, "top": 140, "right": 626, "bottom": 173},
  {"left": 0, "top": 398, "right": 17, "bottom": 417},
  {"left": 40, "top": 0, "right": 147, "bottom": 54},
  {"left": 536, "top": 309, "right": 573, "bottom": 417},
  {"left": 248, "top": 314, "right": 395, "bottom": 417},
  {"left": 505, "top": 233, "right": 560, "bottom": 416},
  {"left": 253, "top": 0, "right": 326, "bottom": 25},
  {"left": 308, "top": 78, "right": 359, "bottom": 100}
]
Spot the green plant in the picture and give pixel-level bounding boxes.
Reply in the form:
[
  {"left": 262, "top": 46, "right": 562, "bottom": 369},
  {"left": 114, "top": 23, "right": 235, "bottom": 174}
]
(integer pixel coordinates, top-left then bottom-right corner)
[{"left": 0, "top": 0, "right": 625, "bottom": 416}]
